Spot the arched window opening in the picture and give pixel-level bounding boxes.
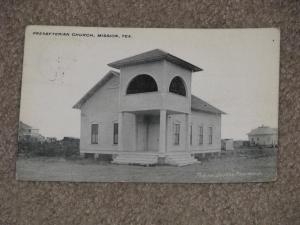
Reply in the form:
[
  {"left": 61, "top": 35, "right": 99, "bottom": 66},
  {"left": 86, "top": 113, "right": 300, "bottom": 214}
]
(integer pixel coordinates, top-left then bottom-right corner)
[
  {"left": 126, "top": 74, "right": 158, "bottom": 94},
  {"left": 169, "top": 76, "right": 186, "bottom": 96}
]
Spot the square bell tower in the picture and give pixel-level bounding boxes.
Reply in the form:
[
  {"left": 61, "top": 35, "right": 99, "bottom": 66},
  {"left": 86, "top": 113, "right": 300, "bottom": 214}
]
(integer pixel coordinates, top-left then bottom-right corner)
[{"left": 108, "top": 49, "right": 202, "bottom": 153}]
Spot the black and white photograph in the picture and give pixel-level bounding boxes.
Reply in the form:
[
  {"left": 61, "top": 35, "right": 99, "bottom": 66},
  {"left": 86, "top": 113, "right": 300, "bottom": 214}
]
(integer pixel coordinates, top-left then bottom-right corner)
[{"left": 17, "top": 26, "right": 280, "bottom": 183}]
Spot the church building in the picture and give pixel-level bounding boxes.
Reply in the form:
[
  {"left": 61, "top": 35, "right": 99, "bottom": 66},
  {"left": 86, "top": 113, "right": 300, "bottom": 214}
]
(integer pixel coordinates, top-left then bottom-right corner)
[{"left": 73, "top": 49, "right": 224, "bottom": 166}]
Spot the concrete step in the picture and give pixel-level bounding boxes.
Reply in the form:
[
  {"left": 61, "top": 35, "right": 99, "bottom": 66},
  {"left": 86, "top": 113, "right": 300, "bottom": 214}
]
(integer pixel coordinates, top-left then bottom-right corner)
[
  {"left": 112, "top": 153, "right": 158, "bottom": 165},
  {"left": 112, "top": 152, "right": 197, "bottom": 166}
]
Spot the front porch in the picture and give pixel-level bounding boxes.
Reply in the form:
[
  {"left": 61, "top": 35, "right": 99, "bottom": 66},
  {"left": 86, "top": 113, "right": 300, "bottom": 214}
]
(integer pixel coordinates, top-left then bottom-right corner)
[{"left": 114, "top": 109, "right": 197, "bottom": 166}]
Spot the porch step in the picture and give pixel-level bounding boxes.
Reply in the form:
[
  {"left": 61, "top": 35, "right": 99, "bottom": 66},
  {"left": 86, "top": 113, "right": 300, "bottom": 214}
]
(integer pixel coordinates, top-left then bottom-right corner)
[
  {"left": 165, "top": 153, "right": 198, "bottom": 166},
  {"left": 112, "top": 153, "right": 158, "bottom": 165}
]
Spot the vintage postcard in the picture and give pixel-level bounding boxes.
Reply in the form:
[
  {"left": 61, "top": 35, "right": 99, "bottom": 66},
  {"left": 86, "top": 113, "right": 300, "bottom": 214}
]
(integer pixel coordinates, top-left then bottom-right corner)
[{"left": 17, "top": 26, "right": 280, "bottom": 183}]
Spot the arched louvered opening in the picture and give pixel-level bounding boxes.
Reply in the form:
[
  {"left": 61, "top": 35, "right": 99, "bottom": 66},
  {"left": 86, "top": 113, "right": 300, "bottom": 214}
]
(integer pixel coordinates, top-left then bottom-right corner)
[
  {"left": 126, "top": 74, "right": 158, "bottom": 94},
  {"left": 169, "top": 76, "right": 186, "bottom": 96}
]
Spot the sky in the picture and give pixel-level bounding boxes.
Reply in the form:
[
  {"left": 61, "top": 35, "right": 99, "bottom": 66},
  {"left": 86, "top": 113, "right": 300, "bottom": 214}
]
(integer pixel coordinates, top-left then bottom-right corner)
[{"left": 20, "top": 26, "right": 280, "bottom": 140}]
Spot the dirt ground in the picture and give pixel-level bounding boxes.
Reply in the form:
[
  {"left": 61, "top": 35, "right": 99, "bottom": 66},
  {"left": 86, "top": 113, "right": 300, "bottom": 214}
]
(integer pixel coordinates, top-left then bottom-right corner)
[{"left": 16, "top": 148, "right": 277, "bottom": 183}]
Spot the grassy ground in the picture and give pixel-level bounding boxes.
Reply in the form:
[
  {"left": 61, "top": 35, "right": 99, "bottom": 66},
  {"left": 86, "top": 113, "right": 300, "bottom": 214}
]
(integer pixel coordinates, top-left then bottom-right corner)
[{"left": 16, "top": 147, "right": 277, "bottom": 183}]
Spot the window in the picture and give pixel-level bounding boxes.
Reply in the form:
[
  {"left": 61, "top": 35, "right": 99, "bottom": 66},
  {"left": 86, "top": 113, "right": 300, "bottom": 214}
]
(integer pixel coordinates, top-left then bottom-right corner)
[
  {"left": 199, "top": 126, "right": 203, "bottom": 145},
  {"left": 126, "top": 74, "right": 158, "bottom": 94},
  {"left": 174, "top": 123, "right": 180, "bottom": 145},
  {"left": 169, "top": 76, "right": 186, "bottom": 96},
  {"left": 208, "top": 127, "right": 213, "bottom": 144},
  {"left": 91, "top": 124, "right": 98, "bottom": 144},
  {"left": 113, "top": 123, "right": 118, "bottom": 145},
  {"left": 190, "top": 125, "right": 193, "bottom": 145}
]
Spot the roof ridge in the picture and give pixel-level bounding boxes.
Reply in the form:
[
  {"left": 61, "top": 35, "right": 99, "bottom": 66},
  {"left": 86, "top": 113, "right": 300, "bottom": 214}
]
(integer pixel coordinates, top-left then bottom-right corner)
[
  {"left": 108, "top": 49, "right": 202, "bottom": 72},
  {"left": 191, "top": 95, "right": 225, "bottom": 114},
  {"left": 73, "top": 70, "right": 119, "bottom": 109}
]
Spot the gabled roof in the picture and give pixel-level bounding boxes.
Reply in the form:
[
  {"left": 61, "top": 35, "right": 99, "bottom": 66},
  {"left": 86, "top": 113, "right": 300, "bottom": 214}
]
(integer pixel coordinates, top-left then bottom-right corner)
[
  {"left": 73, "top": 70, "right": 224, "bottom": 114},
  {"left": 191, "top": 95, "right": 225, "bottom": 114},
  {"left": 73, "top": 70, "right": 119, "bottom": 109},
  {"left": 108, "top": 49, "right": 202, "bottom": 72},
  {"left": 248, "top": 126, "right": 278, "bottom": 136}
]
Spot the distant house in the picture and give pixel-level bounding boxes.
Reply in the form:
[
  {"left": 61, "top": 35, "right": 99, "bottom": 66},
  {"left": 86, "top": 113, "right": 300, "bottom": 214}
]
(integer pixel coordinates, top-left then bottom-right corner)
[
  {"left": 18, "top": 121, "right": 45, "bottom": 142},
  {"left": 221, "top": 139, "right": 234, "bottom": 151},
  {"left": 73, "top": 49, "right": 225, "bottom": 166},
  {"left": 248, "top": 125, "right": 278, "bottom": 147}
]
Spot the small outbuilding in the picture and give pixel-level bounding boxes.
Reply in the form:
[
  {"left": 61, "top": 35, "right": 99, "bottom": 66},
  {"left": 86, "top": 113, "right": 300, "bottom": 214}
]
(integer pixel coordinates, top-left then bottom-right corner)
[{"left": 221, "top": 139, "right": 234, "bottom": 151}]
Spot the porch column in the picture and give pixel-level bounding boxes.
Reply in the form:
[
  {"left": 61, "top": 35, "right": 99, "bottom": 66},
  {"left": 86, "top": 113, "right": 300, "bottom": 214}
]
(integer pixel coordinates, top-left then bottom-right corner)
[
  {"left": 185, "top": 113, "right": 191, "bottom": 151},
  {"left": 118, "top": 112, "right": 124, "bottom": 151},
  {"left": 132, "top": 113, "right": 137, "bottom": 151},
  {"left": 159, "top": 110, "right": 167, "bottom": 153}
]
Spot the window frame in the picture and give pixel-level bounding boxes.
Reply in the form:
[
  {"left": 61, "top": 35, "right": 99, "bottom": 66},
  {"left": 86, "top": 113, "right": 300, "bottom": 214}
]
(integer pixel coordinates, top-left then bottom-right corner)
[
  {"left": 91, "top": 124, "right": 99, "bottom": 144},
  {"left": 199, "top": 126, "right": 203, "bottom": 145},
  {"left": 174, "top": 123, "right": 180, "bottom": 145},
  {"left": 208, "top": 126, "right": 213, "bottom": 145},
  {"left": 113, "top": 123, "right": 118, "bottom": 145}
]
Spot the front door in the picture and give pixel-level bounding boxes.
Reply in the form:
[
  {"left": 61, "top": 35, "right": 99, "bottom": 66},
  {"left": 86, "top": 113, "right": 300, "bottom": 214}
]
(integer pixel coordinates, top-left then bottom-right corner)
[
  {"left": 136, "top": 115, "right": 159, "bottom": 152},
  {"left": 147, "top": 121, "right": 159, "bottom": 151}
]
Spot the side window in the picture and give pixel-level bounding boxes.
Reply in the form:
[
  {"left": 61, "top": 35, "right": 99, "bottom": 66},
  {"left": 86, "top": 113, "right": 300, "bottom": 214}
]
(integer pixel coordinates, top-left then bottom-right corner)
[
  {"left": 208, "top": 127, "right": 213, "bottom": 144},
  {"left": 199, "top": 126, "right": 203, "bottom": 145},
  {"left": 113, "top": 123, "right": 118, "bottom": 145},
  {"left": 174, "top": 123, "right": 180, "bottom": 145},
  {"left": 91, "top": 124, "right": 99, "bottom": 144}
]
